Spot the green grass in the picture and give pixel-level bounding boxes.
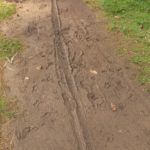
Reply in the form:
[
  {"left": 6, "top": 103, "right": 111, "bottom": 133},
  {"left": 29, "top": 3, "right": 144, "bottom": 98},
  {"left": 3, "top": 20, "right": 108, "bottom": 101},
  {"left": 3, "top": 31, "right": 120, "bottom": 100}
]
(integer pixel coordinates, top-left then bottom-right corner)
[
  {"left": 85, "top": 0, "right": 150, "bottom": 85},
  {"left": 85, "top": 0, "right": 100, "bottom": 8},
  {"left": 0, "top": 36, "right": 22, "bottom": 59},
  {"left": 102, "top": 0, "right": 150, "bottom": 38},
  {"left": 0, "top": 1, "right": 18, "bottom": 121},
  {"left": 138, "top": 67, "right": 150, "bottom": 84},
  {"left": 0, "top": 0, "right": 16, "bottom": 20},
  {"left": 0, "top": 97, "right": 14, "bottom": 118}
]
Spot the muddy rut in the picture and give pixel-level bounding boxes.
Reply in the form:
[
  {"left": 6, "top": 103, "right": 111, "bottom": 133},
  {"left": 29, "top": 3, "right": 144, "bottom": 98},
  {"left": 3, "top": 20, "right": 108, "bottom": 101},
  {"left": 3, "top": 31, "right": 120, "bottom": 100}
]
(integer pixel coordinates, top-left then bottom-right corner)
[{"left": 1, "top": 0, "right": 150, "bottom": 150}]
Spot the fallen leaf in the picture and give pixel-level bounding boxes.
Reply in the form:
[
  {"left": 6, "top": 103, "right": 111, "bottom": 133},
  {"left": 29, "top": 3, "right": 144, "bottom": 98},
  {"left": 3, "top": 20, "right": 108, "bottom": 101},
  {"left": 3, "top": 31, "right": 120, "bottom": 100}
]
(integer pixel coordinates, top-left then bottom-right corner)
[
  {"left": 36, "top": 66, "right": 42, "bottom": 70},
  {"left": 25, "top": 77, "right": 30, "bottom": 80},
  {"left": 111, "top": 102, "right": 117, "bottom": 112},
  {"left": 90, "top": 70, "right": 98, "bottom": 75}
]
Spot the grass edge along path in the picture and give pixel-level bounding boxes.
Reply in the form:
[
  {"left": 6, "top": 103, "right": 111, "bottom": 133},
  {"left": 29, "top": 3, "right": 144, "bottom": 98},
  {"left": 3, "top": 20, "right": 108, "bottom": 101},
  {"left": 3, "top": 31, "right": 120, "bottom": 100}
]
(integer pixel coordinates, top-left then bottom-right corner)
[
  {"left": 0, "top": 1, "right": 21, "bottom": 119},
  {"left": 85, "top": 0, "right": 150, "bottom": 86},
  {"left": 0, "top": 0, "right": 16, "bottom": 20}
]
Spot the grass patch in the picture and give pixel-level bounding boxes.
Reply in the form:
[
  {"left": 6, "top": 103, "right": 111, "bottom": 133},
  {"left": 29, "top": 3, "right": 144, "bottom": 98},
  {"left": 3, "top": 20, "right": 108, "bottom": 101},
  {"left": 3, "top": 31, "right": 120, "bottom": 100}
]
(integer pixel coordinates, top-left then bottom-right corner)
[
  {"left": 102, "top": 0, "right": 150, "bottom": 39},
  {"left": 0, "top": 1, "right": 19, "bottom": 122},
  {"left": 0, "top": 97, "right": 14, "bottom": 119},
  {"left": 138, "top": 67, "right": 150, "bottom": 84},
  {"left": 0, "top": 0, "right": 16, "bottom": 20},
  {"left": 0, "top": 36, "right": 22, "bottom": 59},
  {"left": 85, "top": 0, "right": 100, "bottom": 9},
  {"left": 85, "top": 0, "right": 150, "bottom": 85}
]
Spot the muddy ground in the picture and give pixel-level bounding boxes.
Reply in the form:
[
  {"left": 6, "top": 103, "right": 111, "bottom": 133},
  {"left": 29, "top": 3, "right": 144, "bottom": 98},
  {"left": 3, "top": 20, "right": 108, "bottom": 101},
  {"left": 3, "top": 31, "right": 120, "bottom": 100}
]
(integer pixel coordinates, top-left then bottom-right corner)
[{"left": 1, "top": 0, "right": 150, "bottom": 150}]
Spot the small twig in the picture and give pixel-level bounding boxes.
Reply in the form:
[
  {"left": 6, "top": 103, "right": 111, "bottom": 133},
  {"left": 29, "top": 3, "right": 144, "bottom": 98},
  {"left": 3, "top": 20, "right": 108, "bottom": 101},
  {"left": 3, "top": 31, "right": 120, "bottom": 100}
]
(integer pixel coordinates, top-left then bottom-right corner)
[{"left": 6, "top": 53, "right": 18, "bottom": 64}]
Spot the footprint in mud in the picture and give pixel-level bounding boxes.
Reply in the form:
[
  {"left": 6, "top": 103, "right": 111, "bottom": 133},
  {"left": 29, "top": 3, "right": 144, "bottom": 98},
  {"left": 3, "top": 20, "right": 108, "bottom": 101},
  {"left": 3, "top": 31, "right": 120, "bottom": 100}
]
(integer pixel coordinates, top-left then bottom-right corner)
[
  {"left": 45, "top": 62, "right": 54, "bottom": 70},
  {"left": 16, "top": 127, "right": 31, "bottom": 140},
  {"left": 39, "top": 4, "right": 47, "bottom": 9},
  {"left": 87, "top": 92, "right": 104, "bottom": 109},
  {"left": 26, "top": 21, "right": 38, "bottom": 36}
]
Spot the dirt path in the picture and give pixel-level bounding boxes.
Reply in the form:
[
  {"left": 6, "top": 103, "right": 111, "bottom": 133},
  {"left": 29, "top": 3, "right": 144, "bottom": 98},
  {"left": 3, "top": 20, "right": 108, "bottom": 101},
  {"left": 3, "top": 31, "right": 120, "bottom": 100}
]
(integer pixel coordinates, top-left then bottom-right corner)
[{"left": 1, "top": 0, "right": 150, "bottom": 150}]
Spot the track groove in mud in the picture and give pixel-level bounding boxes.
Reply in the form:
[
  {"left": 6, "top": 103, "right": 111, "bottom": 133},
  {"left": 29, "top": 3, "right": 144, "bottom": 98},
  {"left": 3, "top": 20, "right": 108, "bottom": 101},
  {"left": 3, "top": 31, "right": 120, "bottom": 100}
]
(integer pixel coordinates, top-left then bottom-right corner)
[
  {"left": 2, "top": 0, "right": 150, "bottom": 149},
  {"left": 52, "top": 0, "right": 92, "bottom": 150}
]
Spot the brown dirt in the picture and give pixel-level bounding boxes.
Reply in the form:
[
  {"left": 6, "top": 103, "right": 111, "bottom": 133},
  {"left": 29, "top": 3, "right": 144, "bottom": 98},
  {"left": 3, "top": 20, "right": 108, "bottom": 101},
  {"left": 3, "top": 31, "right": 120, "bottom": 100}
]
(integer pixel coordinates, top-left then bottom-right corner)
[
  {"left": 1, "top": 0, "right": 150, "bottom": 150},
  {"left": 0, "top": 60, "right": 5, "bottom": 150}
]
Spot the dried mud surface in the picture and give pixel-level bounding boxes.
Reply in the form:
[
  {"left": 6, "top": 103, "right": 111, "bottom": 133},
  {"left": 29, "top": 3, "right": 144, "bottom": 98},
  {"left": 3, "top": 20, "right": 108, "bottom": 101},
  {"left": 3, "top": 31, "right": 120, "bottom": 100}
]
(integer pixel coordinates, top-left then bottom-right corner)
[{"left": 1, "top": 0, "right": 150, "bottom": 150}]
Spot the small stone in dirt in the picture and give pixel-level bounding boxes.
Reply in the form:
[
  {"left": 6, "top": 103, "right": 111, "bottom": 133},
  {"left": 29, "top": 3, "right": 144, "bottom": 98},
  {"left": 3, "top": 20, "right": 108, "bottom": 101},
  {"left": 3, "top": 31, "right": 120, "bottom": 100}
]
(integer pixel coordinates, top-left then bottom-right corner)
[
  {"left": 25, "top": 77, "right": 30, "bottom": 80},
  {"left": 118, "top": 129, "right": 123, "bottom": 133},
  {"left": 90, "top": 70, "right": 98, "bottom": 75},
  {"left": 19, "top": 6, "right": 23, "bottom": 9},
  {"left": 36, "top": 66, "right": 42, "bottom": 70},
  {"left": 111, "top": 102, "right": 117, "bottom": 112}
]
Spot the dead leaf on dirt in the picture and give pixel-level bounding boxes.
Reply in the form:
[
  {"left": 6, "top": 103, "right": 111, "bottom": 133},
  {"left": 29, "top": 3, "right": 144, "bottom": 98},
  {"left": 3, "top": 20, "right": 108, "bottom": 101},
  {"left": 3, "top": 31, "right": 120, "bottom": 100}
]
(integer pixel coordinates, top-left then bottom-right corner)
[
  {"left": 90, "top": 70, "right": 98, "bottom": 75},
  {"left": 25, "top": 77, "right": 30, "bottom": 80},
  {"left": 111, "top": 102, "right": 117, "bottom": 112},
  {"left": 36, "top": 66, "right": 42, "bottom": 70}
]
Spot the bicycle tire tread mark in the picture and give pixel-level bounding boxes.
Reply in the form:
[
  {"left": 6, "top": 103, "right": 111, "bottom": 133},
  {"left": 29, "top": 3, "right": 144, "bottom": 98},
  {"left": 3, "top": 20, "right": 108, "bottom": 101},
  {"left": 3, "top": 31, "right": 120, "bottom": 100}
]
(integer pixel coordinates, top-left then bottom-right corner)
[{"left": 51, "top": 0, "right": 92, "bottom": 150}]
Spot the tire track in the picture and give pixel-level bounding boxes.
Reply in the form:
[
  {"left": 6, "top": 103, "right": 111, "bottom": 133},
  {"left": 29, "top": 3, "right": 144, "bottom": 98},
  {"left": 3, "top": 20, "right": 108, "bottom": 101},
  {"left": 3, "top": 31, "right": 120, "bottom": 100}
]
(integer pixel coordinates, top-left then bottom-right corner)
[{"left": 51, "top": 0, "right": 92, "bottom": 150}]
